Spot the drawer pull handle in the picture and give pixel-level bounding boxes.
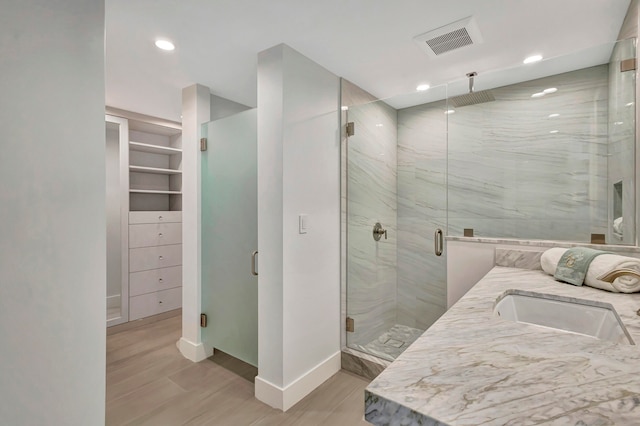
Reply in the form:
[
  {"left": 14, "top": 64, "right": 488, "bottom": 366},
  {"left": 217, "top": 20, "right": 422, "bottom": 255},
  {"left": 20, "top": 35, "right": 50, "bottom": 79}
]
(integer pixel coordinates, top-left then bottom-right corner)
[
  {"left": 158, "top": 233, "right": 163, "bottom": 237},
  {"left": 158, "top": 215, "right": 163, "bottom": 220},
  {"left": 159, "top": 256, "right": 164, "bottom": 260},
  {"left": 159, "top": 278, "right": 163, "bottom": 282},
  {"left": 159, "top": 301, "right": 163, "bottom": 304}
]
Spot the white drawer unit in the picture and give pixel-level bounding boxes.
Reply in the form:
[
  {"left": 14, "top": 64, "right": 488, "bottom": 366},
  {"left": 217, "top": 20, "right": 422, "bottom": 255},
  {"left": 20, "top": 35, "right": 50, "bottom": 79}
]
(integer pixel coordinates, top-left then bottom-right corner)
[
  {"left": 129, "top": 211, "right": 182, "bottom": 224},
  {"left": 129, "top": 244, "right": 182, "bottom": 273},
  {"left": 129, "top": 265, "right": 182, "bottom": 296},
  {"left": 129, "top": 287, "right": 182, "bottom": 321},
  {"left": 128, "top": 208, "right": 182, "bottom": 320},
  {"left": 129, "top": 223, "right": 182, "bottom": 248}
]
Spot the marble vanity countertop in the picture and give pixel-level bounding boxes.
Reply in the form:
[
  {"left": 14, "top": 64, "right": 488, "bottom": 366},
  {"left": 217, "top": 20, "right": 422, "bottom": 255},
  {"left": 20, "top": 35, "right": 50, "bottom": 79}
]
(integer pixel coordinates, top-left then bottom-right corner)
[{"left": 365, "top": 266, "right": 640, "bottom": 425}]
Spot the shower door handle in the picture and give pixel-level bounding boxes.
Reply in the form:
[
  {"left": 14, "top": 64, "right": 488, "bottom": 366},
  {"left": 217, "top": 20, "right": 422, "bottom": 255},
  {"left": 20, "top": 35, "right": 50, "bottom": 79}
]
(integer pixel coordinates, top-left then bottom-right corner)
[
  {"left": 434, "top": 229, "right": 443, "bottom": 256},
  {"left": 251, "top": 250, "right": 258, "bottom": 276}
]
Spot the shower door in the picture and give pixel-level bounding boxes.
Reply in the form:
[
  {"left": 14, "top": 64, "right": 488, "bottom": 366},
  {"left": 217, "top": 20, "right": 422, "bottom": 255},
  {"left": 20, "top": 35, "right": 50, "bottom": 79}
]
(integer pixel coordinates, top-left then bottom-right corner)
[
  {"left": 201, "top": 109, "right": 258, "bottom": 366},
  {"left": 345, "top": 91, "right": 447, "bottom": 362}
]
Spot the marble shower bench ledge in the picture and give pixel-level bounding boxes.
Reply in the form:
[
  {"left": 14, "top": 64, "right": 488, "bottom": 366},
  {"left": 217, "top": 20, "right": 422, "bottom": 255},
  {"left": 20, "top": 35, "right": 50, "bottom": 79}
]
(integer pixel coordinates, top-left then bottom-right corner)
[{"left": 365, "top": 266, "right": 640, "bottom": 425}]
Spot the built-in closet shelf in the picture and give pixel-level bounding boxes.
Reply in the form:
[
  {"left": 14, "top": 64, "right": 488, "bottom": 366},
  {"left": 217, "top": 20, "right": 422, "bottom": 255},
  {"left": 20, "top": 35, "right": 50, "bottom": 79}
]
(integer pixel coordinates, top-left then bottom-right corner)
[
  {"left": 129, "top": 165, "right": 182, "bottom": 175},
  {"left": 129, "top": 141, "right": 182, "bottom": 155},
  {"left": 130, "top": 189, "right": 182, "bottom": 195}
]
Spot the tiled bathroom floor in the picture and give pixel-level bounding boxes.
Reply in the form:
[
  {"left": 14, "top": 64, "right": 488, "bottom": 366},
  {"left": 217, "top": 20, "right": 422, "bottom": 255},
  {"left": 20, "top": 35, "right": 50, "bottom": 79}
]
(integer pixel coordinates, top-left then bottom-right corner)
[{"left": 353, "top": 324, "right": 424, "bottom": 361}]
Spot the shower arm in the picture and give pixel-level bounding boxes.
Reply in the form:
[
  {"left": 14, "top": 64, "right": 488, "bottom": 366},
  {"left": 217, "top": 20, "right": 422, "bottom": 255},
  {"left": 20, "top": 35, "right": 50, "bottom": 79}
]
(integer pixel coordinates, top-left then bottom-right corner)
[{"left": 467, "top": 72, "right": 477, "bottom": 94}]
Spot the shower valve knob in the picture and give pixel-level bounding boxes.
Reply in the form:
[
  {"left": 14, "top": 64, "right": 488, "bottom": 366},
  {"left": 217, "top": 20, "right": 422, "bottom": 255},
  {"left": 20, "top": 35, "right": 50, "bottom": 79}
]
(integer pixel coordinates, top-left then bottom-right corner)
[{"left": 373, "top": 222, "right": 387, "bottom": 241}]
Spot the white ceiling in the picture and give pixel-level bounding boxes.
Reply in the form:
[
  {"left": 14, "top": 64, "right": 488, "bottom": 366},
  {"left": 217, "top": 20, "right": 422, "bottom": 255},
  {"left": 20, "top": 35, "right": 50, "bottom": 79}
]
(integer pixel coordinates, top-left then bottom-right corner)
[{"left": 106, "top": 0, "right": 631, "bottom": 122}]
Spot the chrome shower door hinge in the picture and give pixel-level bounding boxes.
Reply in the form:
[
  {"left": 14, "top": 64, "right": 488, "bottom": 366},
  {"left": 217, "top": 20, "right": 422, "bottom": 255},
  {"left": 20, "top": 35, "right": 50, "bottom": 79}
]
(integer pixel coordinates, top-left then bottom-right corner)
[
  {"left": 200, "top": 313, "right": 208, "bottom": 327},
  {"left": 346, "top": 122, "right": 355, "bottom": 137},
  {"left": 200, "top": 138, "right": 208, "bottom": 151},
  {"left": 346, "top": 317, "right": 354, "bottom": 332}
]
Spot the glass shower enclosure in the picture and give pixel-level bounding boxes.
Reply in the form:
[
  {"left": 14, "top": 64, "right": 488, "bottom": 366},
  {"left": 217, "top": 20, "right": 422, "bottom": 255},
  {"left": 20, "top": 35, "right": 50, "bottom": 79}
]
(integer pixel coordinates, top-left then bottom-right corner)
[
  {"left": 344, "top": 82, "right": 449, "bottom": 362},
  {"left": 344, "top": 38, "right": 637, "bottom": 362}
]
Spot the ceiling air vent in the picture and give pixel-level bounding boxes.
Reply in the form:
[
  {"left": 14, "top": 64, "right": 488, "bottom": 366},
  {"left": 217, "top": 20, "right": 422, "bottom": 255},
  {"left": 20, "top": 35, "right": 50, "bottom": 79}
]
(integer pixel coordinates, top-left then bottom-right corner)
[{"left": 414, "top": 16, "right": 483, "bottom": 58}]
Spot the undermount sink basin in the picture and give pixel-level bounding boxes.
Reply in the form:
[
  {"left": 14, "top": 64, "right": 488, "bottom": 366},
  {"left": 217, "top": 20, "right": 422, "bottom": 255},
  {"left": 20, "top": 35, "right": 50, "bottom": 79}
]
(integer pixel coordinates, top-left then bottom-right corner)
[{"left": 494, "top": 290, "right": 634, "bottom": 345}]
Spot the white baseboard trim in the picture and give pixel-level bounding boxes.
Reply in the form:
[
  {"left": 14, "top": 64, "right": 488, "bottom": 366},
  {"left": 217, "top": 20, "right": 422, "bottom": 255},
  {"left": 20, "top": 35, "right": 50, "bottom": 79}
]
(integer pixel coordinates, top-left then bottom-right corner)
[
  {"left": 106, "top": 294, "right": 121, "bottom": 309},
  {"left": 255, "top": 351, "right": 341, "bottom": 411},
  {"left": 177, "top": 337, "right": 213, "bottom": 362}
]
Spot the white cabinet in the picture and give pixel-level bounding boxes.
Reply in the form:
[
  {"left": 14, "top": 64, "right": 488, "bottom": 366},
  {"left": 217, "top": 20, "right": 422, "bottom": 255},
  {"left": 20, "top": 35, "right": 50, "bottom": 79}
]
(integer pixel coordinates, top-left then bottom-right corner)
[
  {"left": 128, "top": 121, "right": 182, "bottom": 212},
  {"left": 129, "top": 223, "right": 182, "bottom": 248},
  {"left": 105, "top": 109, "right": 183, "bottom": 324},
  {"left": 128, "top": 213, "right": 183, "bottom": 320},
  {"left": 129, "top": 265, "right": 182, "bottom": 296},
  {"left": 129, "top": 287, "right": 182, "bottom": 321},
  {"left": 129, "top": 211, "right": 182, "bottom": 224}
]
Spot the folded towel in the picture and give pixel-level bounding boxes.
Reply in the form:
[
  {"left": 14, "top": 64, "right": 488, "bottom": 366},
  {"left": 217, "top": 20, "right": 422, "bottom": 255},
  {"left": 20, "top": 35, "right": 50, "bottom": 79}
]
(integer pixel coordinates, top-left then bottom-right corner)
[
  {"left": 553, "top": 247, "right": 609, "bottom": 286},
  {"left": 541, "top": 247, "right": 640, "bottom": 293}
]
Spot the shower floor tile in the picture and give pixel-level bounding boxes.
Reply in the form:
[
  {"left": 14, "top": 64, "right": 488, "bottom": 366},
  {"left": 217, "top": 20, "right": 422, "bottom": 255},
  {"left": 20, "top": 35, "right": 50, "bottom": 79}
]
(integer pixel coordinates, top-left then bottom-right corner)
[{"left": 352, "top": 324, "right": 424, "bottom": 361}]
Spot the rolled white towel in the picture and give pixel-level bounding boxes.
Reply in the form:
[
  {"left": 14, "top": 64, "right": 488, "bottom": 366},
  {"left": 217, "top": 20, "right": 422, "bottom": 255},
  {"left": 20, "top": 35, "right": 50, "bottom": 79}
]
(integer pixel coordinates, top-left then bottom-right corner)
[
  {"left": 541, "top": 248, "right": 567, "bottom": 276},
  {"left": 613, "top": 217, "right": 624, "bottom": 234},
  {"left": 540, "top": 247, "right": 640, "bottom": 293}
]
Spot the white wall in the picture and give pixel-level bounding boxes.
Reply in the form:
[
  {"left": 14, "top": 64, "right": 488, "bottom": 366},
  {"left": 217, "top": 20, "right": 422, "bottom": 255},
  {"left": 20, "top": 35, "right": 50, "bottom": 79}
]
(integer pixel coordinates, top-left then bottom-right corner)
[
  {"left": 0, "top": 1, "right": 106, "bottom": 424},
  {"left": 256, "top": 44, "right": 341, "bottom": 411},
  {"left": 210, "top": 94, "right": 250, "bottom": 121}
]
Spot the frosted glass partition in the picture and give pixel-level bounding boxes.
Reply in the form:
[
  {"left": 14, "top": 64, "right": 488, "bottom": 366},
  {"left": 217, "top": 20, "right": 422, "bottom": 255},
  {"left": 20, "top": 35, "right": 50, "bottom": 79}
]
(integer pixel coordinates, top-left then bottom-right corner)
[
  {"left": 447, "top": 38, "right": 636, "bottom": 244},
  {"left": 201, "top": 109, "right": 258, "bottom": 366}
]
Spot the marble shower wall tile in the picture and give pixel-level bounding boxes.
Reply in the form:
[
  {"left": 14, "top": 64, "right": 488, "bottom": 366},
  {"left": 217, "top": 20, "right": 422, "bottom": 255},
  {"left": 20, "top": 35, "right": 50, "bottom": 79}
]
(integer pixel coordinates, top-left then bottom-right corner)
[
  {"left": 343, "top": 80, "right": 399, "bottom": 347},
  {"left": 607, "top": 39, "right": 636, "bottom": 245},
  {"left": 447, "top": 65, "right": 610, "bottom": 242},
  {"left": 396, "top": 101, "right": 448, "bottom": 331}
]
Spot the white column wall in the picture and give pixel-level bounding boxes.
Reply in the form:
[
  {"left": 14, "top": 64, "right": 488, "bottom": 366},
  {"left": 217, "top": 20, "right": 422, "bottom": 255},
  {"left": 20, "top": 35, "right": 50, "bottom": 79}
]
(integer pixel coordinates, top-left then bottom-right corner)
[
  {"left": 256, "top": 47, "right": 286, "bottom": 387},
  {"left": 179, "top": 84, "right": 213, "bottom": 361},
  {"left": 0, "top": 1, "right": 106, "bottom": 424},
  {"left": 256, "top": 44, "right": 341, "bottom": 411}
]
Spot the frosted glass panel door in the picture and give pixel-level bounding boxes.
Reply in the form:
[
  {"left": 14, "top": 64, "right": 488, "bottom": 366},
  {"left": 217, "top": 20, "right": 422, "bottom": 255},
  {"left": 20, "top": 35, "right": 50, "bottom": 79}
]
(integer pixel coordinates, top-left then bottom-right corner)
[{"left": 201, "top": 109, "right": 258, "bottom": 366}]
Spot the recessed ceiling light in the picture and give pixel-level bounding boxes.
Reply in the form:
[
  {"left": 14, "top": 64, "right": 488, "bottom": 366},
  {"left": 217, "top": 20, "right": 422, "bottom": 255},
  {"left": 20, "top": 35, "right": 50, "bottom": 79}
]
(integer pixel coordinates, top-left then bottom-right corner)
[
  {"left": 341, "top": 106, "right": 349, "bottom": 111},
  {"left": 549, "top": 130, "right": 559, "bottom": 134},
  {"left": 523, "top": 55, "right": 543, "bottom": 64},
  {"left": 375, "top": 123, "right": 383, "bottom": 127},
  {"left": 445, "top": 109, "right": 455, "bottom": 114},
  {"left": 155, "top": 39, "right": 175, "bottom": 51},
  {"left": 543, "top": 88, "right": 557, "bottom": 94},
  {"left": 531, "top": 92, "right": 545, "bottom": 98},
  {"left": 614, "top": 121, "right": 624, "bottom": 125},
  {"left": 626, "top": 102, "right": 635, "bottom": 107},
  {"left": 416, "top": 84, "right": 430, "bottom": 91},
  {"left": 548, "top": 113, "right": 560, "bottom": 118}
]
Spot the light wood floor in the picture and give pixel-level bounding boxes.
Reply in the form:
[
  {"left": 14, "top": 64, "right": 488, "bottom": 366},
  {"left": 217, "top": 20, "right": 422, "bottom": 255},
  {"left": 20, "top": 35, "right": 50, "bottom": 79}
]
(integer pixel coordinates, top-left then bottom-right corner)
[{"left": 106, "top": 312, "right": 371, "bottom": 425}]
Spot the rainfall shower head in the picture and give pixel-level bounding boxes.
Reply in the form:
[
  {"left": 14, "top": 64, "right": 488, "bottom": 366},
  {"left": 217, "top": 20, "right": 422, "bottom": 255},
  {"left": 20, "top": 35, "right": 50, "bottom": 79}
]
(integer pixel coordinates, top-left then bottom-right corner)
[{"left": 449, "top": 72, "right": 495, "bottom": 107}]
